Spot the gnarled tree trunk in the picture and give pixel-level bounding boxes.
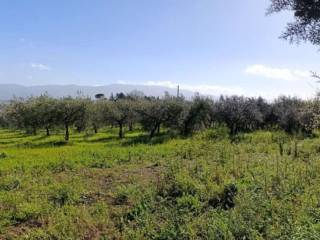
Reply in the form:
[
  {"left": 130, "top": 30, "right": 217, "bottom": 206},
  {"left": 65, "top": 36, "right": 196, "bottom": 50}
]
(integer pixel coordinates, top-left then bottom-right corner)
[
  {"left": 65, "top": 123, "right": 69, "bottom": 141},
  {"left": 118, "top": 122, "right": 124, "bottom": 139},
  {"left": 46, "top": 127, "right": 50, "bottom": 136}
]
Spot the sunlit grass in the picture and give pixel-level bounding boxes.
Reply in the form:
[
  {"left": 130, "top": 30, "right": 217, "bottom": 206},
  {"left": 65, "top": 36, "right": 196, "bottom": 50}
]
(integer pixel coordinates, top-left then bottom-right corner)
[{"left": 1, "top": 128, "right": 320, "bottom": 239}]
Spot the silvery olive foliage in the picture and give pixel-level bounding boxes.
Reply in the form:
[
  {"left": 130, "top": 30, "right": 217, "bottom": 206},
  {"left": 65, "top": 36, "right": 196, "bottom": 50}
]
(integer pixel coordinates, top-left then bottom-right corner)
[
  {"left": 1, "top": 92, "right": 320, "bottom": 140},
  {"left": 268, "top": 0, "right": 320, "bottom": 46}
]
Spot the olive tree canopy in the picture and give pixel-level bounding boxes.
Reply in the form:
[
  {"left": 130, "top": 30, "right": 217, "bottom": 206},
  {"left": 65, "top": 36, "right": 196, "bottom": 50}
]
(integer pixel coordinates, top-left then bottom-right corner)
[{"left": 268, "top": 0, "right": 320, "bottom": 46}]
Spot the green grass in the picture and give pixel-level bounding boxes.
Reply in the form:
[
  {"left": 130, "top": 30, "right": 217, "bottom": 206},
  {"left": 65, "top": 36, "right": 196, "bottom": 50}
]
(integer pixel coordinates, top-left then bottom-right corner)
[{"left": 1, "top": 127, "right": 320, "bottom": 239}]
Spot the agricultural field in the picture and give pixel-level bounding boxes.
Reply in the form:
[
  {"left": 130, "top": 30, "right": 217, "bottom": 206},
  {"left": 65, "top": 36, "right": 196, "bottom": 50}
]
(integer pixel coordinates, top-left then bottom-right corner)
[
  {"left": 1, "top": 127, "right": 320, "bottom": 239},
  {"left": 1, "top": 0, "right": 320, "bottom": 239}
]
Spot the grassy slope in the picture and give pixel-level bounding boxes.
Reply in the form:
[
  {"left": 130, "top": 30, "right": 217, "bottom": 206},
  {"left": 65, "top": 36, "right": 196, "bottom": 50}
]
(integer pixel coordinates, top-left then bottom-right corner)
[{"left": 1, "top": 128, "right": 320, "bottom": 239}]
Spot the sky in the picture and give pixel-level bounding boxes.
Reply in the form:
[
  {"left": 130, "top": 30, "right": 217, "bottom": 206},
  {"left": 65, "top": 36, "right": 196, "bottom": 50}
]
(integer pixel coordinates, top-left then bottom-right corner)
[{"left": 0, "top": 0, "right": 319, "bottom": 99}]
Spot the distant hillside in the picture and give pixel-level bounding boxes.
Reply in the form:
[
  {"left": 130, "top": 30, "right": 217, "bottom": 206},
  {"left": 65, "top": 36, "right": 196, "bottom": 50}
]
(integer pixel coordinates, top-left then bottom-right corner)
[{"left": 0, "top": 84, "right": 197, "bottom": 100}]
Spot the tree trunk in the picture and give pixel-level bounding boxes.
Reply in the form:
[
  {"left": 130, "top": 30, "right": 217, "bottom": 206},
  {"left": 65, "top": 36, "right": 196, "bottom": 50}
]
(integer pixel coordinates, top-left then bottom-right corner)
[
  {"left": 157, "top": 123, "right": 160, "bottom": 134},
  {"left": 46, "top": 127, "right": 50, "bottom": 136},
  {"left": 129, "top": 122, "right": 133, "bottom": 131},
  {"left": 33, "top": 128, "right": 37, "bottom": 135},
  {"left": 149, "top": 128, "right": 156, "bottom": 139},
  {"left": 93, "top": 124, "right": 98, "bottom": 134},
  {"left": 65, "top": 123, "right": 69, "bottom": 141},
  {"left": 119, "top": 122, "right": 124, "bottom": 139},
  {"left": 230, "top": 123, "right": 236, "bottom": 136},
  {"left": 150, "top": 124, "right": 159, "bottom": 139}
]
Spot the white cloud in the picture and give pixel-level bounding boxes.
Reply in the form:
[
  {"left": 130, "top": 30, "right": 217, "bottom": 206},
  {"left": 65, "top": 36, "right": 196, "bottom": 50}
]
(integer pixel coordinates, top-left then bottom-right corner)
[
  {"left": 30, "top": 63, "right": 51, "bottom": 71},
  {"left": 244, "top": 64, "right": 310, "bottom": 82},
  {"left": 116, "top": 80, "right": 127, "bottom": 84},
  {"left": 145, "top": 81, "right": 244, "bottom": 96}
]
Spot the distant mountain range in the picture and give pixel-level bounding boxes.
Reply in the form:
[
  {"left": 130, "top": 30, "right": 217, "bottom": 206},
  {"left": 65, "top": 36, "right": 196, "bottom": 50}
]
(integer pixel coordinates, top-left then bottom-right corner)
[{"left": 0, "top": 84, "right": 198, "bottom": 100}]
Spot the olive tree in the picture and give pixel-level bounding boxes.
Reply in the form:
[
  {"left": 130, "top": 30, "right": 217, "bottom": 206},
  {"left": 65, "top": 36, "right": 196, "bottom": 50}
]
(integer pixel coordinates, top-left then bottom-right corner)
[
  {"left": 272, "top": 96, "right": 304, "bottom": 134},
  {"left": 5, "top": 98, "right": 41, "bottom": 135},
  {"left": 136, "top": 96, "right": 185, "bottom": 138},
  {"left": 104, "top": 99, "right": 133, "bottom": 138},
  {"left": 0, "top": 104, "right": 7, "bottom": 128},
  {"left": 181, "top": 96, "right": 213, "bottom": 136},
  {"left": 268, "top": 0, "right": 320, "bottom": 46},
  {"left": 32, "top": 95, "right": 59, "bottom": 136},
  {"left": 88, "top": 99, "right": 106, "bottom": 134},
  {"left": 56, "top": 97, "right": 89, "bottom": 141},
  {"left": 135, "top": 99, "right": 166, "bottom": 138},
  {"left": 214, "top": 96, "right": 264, "bottom": 135}
]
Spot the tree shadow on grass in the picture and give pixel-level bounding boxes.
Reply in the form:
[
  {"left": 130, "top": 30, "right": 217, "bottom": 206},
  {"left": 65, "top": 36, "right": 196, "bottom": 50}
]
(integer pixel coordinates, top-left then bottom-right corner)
[
  {"left": 84, "top": 136, "right": 119, "bottom": 143},
  {"left": 16, "top": 139, "right": 71, "bottom": 148},
  {"left": 31, "top": 135, "right": 51, "bottom": 141},
  {"left": 0, "top": 133, "right": 29, "bottom": 140},
  {"left": 0, "top": 140, "right": 25, "bottom": 145},
  {"left": 0, "top": 134, "right": 51, "bottom": 146},
  {"left": 14, "top": 134, "right": 119, "bottom": 148},
  {"left": 121, "top": 132, "right": 177, "bottom": 146}
]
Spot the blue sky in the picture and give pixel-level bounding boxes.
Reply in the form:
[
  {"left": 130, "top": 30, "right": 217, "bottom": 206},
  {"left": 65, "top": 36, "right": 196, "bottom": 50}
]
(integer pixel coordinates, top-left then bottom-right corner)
[{"left": 0, "top": 0, "right": 319, "bottom": 98}]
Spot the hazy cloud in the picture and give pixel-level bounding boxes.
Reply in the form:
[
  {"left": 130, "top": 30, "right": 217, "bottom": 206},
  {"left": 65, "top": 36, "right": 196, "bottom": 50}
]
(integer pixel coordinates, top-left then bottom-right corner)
[
  {"left": 145, "top": 81, "right": 245, "bottom": 96},
  {"left": 244, "top": 64, "right": 310, "bottom": 82},
  {"left": 30, "top": 63, "right": 51, "bottom": 71},
  {"left": 116, "top": 80, "right": 127, "bottom": 84}
]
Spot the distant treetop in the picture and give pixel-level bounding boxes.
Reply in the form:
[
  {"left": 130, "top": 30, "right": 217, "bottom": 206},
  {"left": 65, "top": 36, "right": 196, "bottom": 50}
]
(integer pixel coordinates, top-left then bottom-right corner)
[{"left": 95, "top": 93, "right": 105, "bottom": 100}]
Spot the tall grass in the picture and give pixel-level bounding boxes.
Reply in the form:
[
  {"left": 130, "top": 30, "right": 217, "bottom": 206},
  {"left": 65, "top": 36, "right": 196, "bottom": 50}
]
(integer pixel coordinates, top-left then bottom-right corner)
[{"left": 0, "top": 128, "right": 320, "bottom": 239}]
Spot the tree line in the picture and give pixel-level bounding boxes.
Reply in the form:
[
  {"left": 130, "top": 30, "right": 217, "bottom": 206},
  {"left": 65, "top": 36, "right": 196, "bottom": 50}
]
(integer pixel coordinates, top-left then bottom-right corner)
[{"left": 0, "top": 92, "right": 319, "bottom": 141}]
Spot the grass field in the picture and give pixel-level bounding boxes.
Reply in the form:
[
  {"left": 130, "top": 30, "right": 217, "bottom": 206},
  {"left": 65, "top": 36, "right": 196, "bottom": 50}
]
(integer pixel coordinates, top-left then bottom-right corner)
[{"left": 1, "top": 128, "right": 320, "bottom": 239}]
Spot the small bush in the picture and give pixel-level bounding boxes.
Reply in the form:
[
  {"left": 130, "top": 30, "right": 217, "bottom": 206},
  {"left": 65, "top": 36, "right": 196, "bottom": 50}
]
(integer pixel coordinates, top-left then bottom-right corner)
[
  {"left": 177, "top": 194, "right": 202, "bottom": 212},
  {"left": 201, "top": 126, "right": 230, "bottom": 141},
  {"left": 88, "top": 160, "right": 111, "bottom": 169},
  {"left": 208, "top": 184, "right": 238, "bottom": 210},
  {"left": 0, "top": 178, "right": 20, "bottom": 191},
  {"left": 114, "top": 184, "right": 141, "bottom": 205},
  {"left": 162, "top": 173, "right": 202, "bottom": 199},
  {"left": 0, "top": 152, "right": 7, "bottom": 159},
  {"left": 48, "top": 184, "right": 80, "bottom": 207},
  {"left": 11, "top": 202, "right": 43, "bottom": 224},
  {"left": 48, "top": 161, "right": 74, "bottom": 173}
]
